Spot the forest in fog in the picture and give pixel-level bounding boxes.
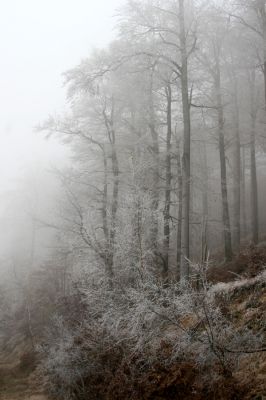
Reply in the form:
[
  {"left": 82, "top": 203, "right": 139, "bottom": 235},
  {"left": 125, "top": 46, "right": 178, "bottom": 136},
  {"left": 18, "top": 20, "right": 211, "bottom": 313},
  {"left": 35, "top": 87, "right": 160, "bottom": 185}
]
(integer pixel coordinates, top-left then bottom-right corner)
[{"left": 0, "top": 1, "right": 266, "bottom": 399}]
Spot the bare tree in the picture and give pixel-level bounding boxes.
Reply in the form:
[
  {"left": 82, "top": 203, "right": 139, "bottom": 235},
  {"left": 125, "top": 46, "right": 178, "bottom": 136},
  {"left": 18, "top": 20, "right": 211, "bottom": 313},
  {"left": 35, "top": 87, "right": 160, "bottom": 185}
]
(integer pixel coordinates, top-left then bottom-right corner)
[{"left": 248, "top": 69, "right": 259, "bottom": 244}]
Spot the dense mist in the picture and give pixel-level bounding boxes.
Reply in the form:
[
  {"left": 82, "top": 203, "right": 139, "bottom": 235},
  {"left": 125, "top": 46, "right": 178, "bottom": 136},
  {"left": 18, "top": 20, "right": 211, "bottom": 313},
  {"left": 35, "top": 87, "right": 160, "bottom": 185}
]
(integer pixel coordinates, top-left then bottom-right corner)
[{"left": 0, "top": 1, "right": 266, "bottom": 399}]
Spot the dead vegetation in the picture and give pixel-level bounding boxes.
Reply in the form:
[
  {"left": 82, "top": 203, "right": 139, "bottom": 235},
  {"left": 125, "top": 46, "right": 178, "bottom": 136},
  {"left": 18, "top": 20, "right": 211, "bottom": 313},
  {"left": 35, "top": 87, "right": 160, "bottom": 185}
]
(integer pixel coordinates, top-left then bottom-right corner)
[
  {"left": 208, "top": 244, "right": 266, "bottom": 283},
  {"left": 36, "top": 251, "right": 266, "bottom": 400},
  {"left": 1, "top": 248, "right": 265, "bottom": 400}
]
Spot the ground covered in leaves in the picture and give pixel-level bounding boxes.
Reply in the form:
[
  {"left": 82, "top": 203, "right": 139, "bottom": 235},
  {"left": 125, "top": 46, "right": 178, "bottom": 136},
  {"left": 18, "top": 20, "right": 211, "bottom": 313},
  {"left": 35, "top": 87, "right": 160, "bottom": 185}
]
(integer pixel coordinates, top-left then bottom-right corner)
[
  {"left": 0, "top": 246, "right": 265, "bottom": 400},
  {"left": 74, "top": 272, "right": 266, "bottom": 400}
]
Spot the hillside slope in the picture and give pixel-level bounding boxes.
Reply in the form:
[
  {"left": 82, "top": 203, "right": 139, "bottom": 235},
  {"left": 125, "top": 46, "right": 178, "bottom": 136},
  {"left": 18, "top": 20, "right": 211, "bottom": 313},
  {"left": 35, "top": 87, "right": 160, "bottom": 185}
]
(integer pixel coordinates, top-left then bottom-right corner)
[{"left": 0, "top": 247, "right": 265, "bottom": 400}]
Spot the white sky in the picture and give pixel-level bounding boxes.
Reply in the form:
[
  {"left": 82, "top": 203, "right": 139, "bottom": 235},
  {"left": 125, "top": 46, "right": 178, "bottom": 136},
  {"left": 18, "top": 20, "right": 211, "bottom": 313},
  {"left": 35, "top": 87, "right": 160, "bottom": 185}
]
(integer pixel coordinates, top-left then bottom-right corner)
[{"left": 0, "top": 0, "right": 123, "bottom": 189}]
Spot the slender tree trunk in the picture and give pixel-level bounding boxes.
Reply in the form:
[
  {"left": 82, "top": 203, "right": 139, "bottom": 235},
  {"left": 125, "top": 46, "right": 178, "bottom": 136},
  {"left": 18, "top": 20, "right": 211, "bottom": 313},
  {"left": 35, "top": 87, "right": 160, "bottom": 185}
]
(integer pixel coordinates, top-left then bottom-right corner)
[
  {"left": 108, "top": 142, "right": 119, "bottom": 277},
  {"left": 176, "top": 139, "right": 183, "bottom": 271},
  {"left": 232, "top": 79, "right": 241, "bottom": 252},
  {"left": 258, "top": 0, "right": 266, "bottom": 111},
  {"left": 102, "top": 146, "right": 110, "bottom": 271},
  {"left": 129, "top": 111, "right": 144, "bottom": 271},
  {"left": 102, "top": 146, "right": 108, "bottom": 243},
  {"left": 26, "top": 217, "right": 37, "bottom": 349},
  {"left": 103, "top": 99, "right": 119, "bottom": 280},
  {"left": 148, "top": 70, "right": 160, "bottom": 251},
  {"left": 248, "top": 70, "right": 259, "bottom": 244},
  {"left": 179, "top": 0, "right": 191, "bottom": 281},
  {"left": 215, "top": 63, "right": 233, "bottom": 261},
  {"left": 163, "top": 84, "right": 172, "bottom": 279},
  {"left": 241, "top": 146, "right": 247, "bottom": 239},
  {"left": 250, "top": 124, "right": 259, "bottom": 244},
  {"left": 201, "top": 142, "right": 208, "bottom": 260},
  {"left": 264, "top": 60, "right": 266, "bottom": 112}
]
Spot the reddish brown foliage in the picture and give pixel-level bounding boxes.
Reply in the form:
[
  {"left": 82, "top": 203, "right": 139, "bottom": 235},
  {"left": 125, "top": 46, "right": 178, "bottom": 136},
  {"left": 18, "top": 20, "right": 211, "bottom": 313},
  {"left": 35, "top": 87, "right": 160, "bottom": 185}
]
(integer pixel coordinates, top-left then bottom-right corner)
[
  {"left": 19, "top": 351, "right": 37, "bottom": 372},
  {"left": 103, "top": 361, "right": 244, "bottom": 400},
  {"left": 73, "top": 351, "right": 246, "bottom": 400},
  {"left": 208, "top": 245, "right": 266, "bottom": 283}
]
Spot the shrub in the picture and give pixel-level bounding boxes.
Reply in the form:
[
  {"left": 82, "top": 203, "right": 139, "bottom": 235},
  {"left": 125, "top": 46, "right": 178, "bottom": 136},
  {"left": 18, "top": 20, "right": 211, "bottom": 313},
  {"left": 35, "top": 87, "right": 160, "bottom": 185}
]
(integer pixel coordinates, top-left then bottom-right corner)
[{"left": 39, "top": 266, "right": 265, "bottom": 399}]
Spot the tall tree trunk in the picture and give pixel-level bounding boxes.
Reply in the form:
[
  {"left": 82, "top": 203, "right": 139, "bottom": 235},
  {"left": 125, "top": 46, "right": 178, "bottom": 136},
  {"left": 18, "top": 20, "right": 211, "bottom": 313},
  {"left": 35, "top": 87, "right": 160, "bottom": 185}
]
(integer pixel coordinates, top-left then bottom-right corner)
[
  {"left": 257, "top": 0, "right": 266, "bottom": 111},
  {"left": 248, "top": 70, "right": 259, "bottom": 244},
  {"left": 232, "top": 79, "right": 241, "bottom": 252},
  {"left": 163, "top": 84, "right": 172, "bottom": 279},
  {"left": 102, "top": 146, "right": 110, "bottom": 270},
  {"left": 241, "top": 146, "right": 247, "bottom": 239},
  {"left": 214, "top": 62, "right": 233, "bottom": 261},
  {"left": 148, "top": 70, "right": 160, "bottom": 252},
  {"left": 130, "top": 110, "right": 145, "bottom": 271},
  {"left": 103, "top": 99, "right": 119, "bottom": 280},
  {"left": 179, "top": 0, "right": 191, "bottom": 281},
  {"left": 250, "top": 124, "right": 259, "bottom": 244},
  {"left": 201, "top": 142, "right": 208, "bottom": 261},
  {"left": 108, "top": 142, "right": 119, "bottom": 277},
  {"left": 26, "top": 217, "right": 37, "bottom": 349},
  {"left": 102, "top": 146, "right": 108, "bottom": 243},
  {"left": 176, "top": 139, "right": 183, "bottom": 272}
]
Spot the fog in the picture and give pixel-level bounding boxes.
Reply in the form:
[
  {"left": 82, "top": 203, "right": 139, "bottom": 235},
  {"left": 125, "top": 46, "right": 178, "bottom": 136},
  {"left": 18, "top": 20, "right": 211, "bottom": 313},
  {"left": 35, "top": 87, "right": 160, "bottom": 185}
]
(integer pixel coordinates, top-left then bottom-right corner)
[
  {"left": 0, "top": 1, "right": 266, "bottom": 398},
  {"left": 0, "top": 0, "right": 122, "bottom": 275},
  {"left": 0, "top": 0, "right": 122, "bottom": 188}
]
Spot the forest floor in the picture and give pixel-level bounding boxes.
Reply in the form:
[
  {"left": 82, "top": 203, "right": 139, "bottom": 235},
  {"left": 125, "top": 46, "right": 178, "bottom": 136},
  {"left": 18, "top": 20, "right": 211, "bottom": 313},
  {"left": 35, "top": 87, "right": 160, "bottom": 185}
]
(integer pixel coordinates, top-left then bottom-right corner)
[
  {"left": 0, "top": 338, "right": 47, "bottom": 400},
  {"left": 0, "top": 361, "right": 47, "bottom": 400},
  {"left": 0, "top": 245, "right": 265, "bottom": 399}
]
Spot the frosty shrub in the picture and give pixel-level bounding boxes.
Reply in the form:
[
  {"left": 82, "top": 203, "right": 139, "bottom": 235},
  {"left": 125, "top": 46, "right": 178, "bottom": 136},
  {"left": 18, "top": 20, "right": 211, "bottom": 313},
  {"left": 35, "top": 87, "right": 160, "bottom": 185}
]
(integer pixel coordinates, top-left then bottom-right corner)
[
  {"left": 38, "top": 316, "right": 91, "bottom": 399},
  {"left": 39, "top": 265, "right": 265, "bottom": 399}
]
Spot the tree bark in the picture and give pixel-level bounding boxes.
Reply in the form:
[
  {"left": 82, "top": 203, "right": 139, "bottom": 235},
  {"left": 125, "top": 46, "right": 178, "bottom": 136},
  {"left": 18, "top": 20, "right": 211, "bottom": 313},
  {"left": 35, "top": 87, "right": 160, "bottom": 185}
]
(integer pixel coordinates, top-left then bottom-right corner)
[
  {"left": 248, "top": 70, "right": 259, "bottom": 244},
  {"left": 176, "top": 139, "right": 183, "bottom": 271},
  {"left": 257, "top": 0, "right": 266, "bottom": 111},
  {"left": 250, "top": 123, "right": 259, "bottom": 244},
  {"left": 102, "top": 146, "right": 109, "bottom": 244},
  {"left": 108, "top": 137, "right": 119, "bottom": 277},
  {"left": 241, "top": 146, "right": 247, "bottom": 239},
  {"left": 163, "top": 84, "right": 172, "bottom": 279},
  {"left": 103, "top": 98, "right": 119, "bottom": 280},
  {"left": 148, "top": 70, "right": 160, "bottom": 252},
  {"left": 179, "top": 0, "right": 191, "bottom": 281},
  {"left": 214, "top": 61, "right": 233, "bottom": 261},
  {"left": 232, "top": 78, "right": 241, "bottom": 252},
  {"left": 201, "top": 142, "right": 208, "bottom": 261}
]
